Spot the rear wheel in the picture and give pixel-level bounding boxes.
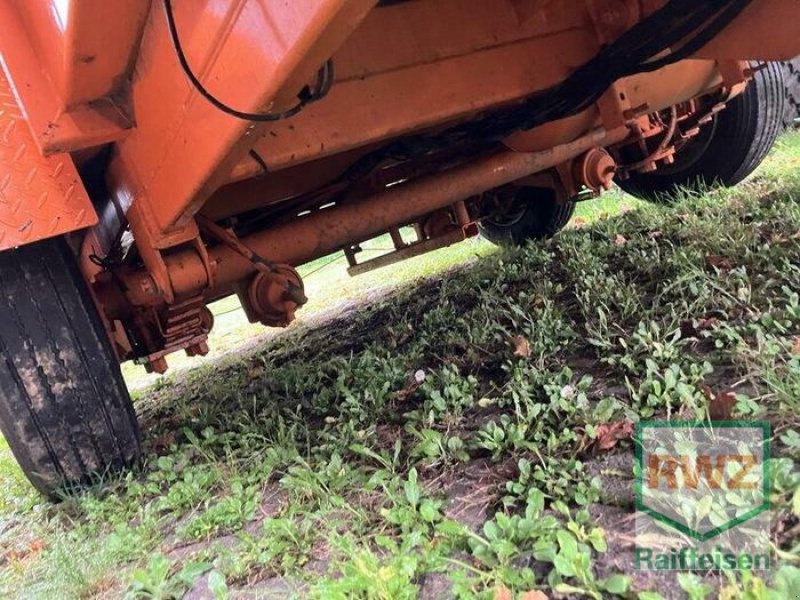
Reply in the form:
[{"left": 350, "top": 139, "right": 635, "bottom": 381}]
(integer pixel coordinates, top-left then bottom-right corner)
[
  {"left": 618, "top": 61, "right": 786, "bottom": 203},
  {"left": 0, "top": 238, "right": 141, "bottom": 497},
  {"left": 782, "top": 58, "right": 800, "bottom": 129},
  {"left": 479, "top": 186, "right": 575, "bottom": 247}
]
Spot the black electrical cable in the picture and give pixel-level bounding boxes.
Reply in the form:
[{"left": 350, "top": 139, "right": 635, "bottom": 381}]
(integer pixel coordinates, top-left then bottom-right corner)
[
  {"left": 248, "top": 149, "right": 269, "bottom": 177},
  {"left": 162, "top": 0, "right": 334, "bottom": 122},
  {"left": 500, "top": 0, "right": 745, "bottom": 126},
  {"left": 637, "top": 0, "right": 753, "bottom": 73}
]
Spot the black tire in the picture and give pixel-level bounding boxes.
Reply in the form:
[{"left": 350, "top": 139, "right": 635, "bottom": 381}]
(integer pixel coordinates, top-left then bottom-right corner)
[
  {"left": 782, "top": 58, "right": 800, "bottom": 129},
  {"left": 618, "top": 61, "right": 786, "bottom": 203},
  {"left": 479, "top": 186, "right": 575, "bottom": 246},
  {"left": 0, "top": 238, "right": 141, "bottom": 497}
]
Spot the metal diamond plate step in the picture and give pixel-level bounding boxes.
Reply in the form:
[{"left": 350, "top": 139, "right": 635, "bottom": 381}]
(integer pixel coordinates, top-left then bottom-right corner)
[{"left": 0, "top": 69, "right": 96, "bottom": 251}]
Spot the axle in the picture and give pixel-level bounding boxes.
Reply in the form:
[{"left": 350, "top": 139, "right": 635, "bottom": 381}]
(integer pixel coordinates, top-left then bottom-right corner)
[{"left": 119, "top": 127, "right": 629, "bottom": 308}]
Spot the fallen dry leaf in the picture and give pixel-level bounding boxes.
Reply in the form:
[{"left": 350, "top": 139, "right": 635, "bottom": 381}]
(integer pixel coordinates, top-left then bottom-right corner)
[
  {"left": 614, "top": 234, "right": 628, "bottom": 247},
  {"left": 710, "top": 391, "right": 737, "bottom": 421},
  {"left": 520, "top": 592, "right": 549, "bottom": 600},
  {"left": 594, "top": 421, "right": 634, "bottom": 450},
  {"left": 697, "top": 316, "right": 720, "bottom": 330},
  {"left": 700, "top": 384, "right": 737, "bottom": 421},
  {"left": 681, "top": 316, "right": 720, "bottom": 337},
  {"left": 247, "top": 364, "right": 265, "bottom": 380},
  {"left": 2, "top": 539, "right": 46, "bottom": 564},
  {"left": 705, "top": 254, "right": 735, "bottom": 271},
  {"left": 513, "top": 335, "right": 531, "bottom": 358},
  {"left": 792, "top": 337, "right": 800, "bottom": 356},
  {"left": 572, "top": 216, "right": 587, "bottom": 227},
  {"left": 151, "top": 431, "right": 177, "bottom": 452}
]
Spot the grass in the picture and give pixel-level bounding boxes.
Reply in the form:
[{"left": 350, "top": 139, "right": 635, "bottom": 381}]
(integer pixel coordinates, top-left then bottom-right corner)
[{"left": 2, "top": 133, "right": 800, "bottom": 599}]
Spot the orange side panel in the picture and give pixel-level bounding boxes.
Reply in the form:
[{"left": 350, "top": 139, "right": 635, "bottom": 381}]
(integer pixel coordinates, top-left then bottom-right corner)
[
  {"left": 694, "top": 0, "right": 800, "bottom": 61},
  {"left": 0, "top": 70, "right": 96, "bottom": 251}
]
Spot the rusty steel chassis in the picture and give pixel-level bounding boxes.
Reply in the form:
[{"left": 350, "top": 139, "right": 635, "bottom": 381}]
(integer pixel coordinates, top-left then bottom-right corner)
[{"left": 2, "top": 0, "right": 799, "bottom": 374}]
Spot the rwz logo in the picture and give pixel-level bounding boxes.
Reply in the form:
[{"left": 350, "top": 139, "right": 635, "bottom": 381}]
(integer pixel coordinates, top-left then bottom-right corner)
[
  {"left": 635, "top": 422, "right": 770, "bottom": 542},
  {"left": 646, "top": 453, "right": 758, "bottom": 490}
]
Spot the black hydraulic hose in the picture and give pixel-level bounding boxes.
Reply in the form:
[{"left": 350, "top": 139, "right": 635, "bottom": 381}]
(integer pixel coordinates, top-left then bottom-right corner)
[
  {"left": 331, "top": 0, "right": 753, "bottom": 186},
  {"left": 162, "top": 0, "right": 334, "bottom": 122}
]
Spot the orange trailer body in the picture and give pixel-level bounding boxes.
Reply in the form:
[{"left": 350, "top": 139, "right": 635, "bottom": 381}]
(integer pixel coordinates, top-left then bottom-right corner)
[{"left": 1, "top": 0, "right": 800, "bottom": 373}]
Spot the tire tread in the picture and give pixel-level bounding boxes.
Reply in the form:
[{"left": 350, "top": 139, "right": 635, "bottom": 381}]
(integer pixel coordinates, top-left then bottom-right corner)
[
  {"left": 782, "top": 58, "right": 800, "bottom": 128},
  {"left": 0, "top": 238, "right": 141, "bottom": 496},
  {"left": 618, "top": 61, "right": 785, "bottom": 202}
]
